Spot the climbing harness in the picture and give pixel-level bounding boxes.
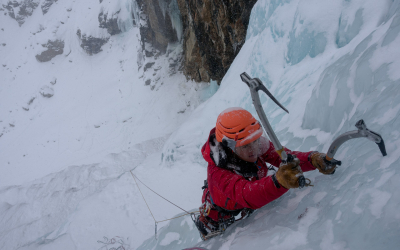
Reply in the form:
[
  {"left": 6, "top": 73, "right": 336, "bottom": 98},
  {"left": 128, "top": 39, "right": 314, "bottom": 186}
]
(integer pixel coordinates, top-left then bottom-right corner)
[{"left": 193, "top": 180, "right": 254, "bottom": 241}]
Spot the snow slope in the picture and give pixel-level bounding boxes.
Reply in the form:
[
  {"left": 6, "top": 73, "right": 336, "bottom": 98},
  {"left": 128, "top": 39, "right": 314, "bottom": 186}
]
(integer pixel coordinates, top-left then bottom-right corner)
[
  {"left": 140, "top": 0, "right": 400, "bottom": 249},
  {"left": 0, "top": 0, "right": 210, "bottom": 249}
]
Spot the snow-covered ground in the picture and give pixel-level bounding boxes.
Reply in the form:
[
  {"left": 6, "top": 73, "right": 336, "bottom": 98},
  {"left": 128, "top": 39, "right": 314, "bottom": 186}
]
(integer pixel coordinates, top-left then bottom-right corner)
[
  {"left": 1, "top": 0, "right": 400, "bottom": 249},
  {"left": 0, "top": 0, "right": 209, "bottom": 249}
]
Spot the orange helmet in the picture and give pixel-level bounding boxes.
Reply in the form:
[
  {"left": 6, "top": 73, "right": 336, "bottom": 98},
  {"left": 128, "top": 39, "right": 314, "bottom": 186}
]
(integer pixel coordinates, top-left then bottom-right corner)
[{"left": 215, "top": 107, "right": 263, "bottom": 148}]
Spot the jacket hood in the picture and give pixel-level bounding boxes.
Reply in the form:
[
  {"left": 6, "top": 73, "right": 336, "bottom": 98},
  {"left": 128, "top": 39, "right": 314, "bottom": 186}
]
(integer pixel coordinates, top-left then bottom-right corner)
[
  {"left": 202, "top": 128, "right": 259, "bottom": 179},
  {"left": 201, "top": 127, "right": 216, "bottom": 165}
]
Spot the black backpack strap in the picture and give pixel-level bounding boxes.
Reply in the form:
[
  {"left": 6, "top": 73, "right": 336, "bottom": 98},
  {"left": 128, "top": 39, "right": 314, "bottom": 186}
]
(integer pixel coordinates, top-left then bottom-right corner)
[{"left": 202, "top": 180, "right": 208, "bottom": 190}]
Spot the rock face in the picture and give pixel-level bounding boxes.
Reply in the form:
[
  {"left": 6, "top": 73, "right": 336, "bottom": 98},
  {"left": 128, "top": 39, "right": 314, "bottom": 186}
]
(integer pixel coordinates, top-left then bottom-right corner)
[
  {"left": 177, "top": 0, "right": 257, "bottom": 83},
  {"left": 41, "top": 0, "right": 57, "bottom": 15},
  {"left": 98, "top": 10, "right": 122, "bottom": 36},
  {"left": 35, "top": 40, "right": 64, "bottom": 62},
  {"left": 136, "top": 0, "right": 179, "bottom": 56},
  {"left": 2, "top": 0, "right": 39, "bottom": 26},
  {"left": 76, "top": 29, "right": 109, "bottom": 55}
]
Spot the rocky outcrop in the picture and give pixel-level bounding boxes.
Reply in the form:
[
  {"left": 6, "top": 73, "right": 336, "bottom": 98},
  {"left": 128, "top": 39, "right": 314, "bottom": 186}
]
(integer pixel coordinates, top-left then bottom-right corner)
[
  {"left": 136, "top": 0, "right": 179, "bottom": 56},
  {"left": 41, "top": 0, "right": 57, "bottom": 15},
  {"left": 98, "top": 10, "right": 122, "bottom": 35},
  {"left": 137, "top": 0, "right": 256, "bottom": 83},
  {"left": 177, "top": 0, "right": 257, "bottom": 83},
  {"left": 76, "top": 29, "right": 109, "bottom": 55},
  {"left": 2, "top": 0, "right": 39, "bottom": 26},
  {"left": 35, "top": 40, "right": 64, "bottom": 62}
]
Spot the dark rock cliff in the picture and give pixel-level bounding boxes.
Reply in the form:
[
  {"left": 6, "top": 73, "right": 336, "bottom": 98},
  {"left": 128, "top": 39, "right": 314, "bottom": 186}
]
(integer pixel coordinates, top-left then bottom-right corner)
[
  {"left": 177, "top": 0, "right": 257, "bottom": 83},
  {"left": 41, "top": 0, "right": 57, "bottom": 15},
  {"left": 2, "top": 0, "right": 39, "bottom": 26},
  {"left": 136, "top": 0, "right": 179, "bottom": 56},
  {"left": 137, "top": 0, "right": 257, "bottom": 83},
  {"left": 76, "top": 29, "right": 109, "bottom": 56},
  {"left": 35, "top": 40, "right": 64, "bottom": 62}
]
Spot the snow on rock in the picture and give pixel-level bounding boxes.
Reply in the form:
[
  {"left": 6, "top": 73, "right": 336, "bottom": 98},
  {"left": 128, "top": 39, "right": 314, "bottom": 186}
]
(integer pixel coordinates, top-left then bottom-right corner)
[
  {"left": 98, "top": 10, "right": 121, "bottom": 36},
  {"left": 76, "top": 29, "right": 109, "bottom": 55},
  {"left": 39, "top": 85, "right": 54, "bottom": 98},
  {"left": 41, "top": 0, "right": 57, "bottom": 15},
  {"left": 1, "top": 0, "right": 39, "bottom": 26},
  {"left": 35, "top": 39, "right": 64, "bottom": 62}
]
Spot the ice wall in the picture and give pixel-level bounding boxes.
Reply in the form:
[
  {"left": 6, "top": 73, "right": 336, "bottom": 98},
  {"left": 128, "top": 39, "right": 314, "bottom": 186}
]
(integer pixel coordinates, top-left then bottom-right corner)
[{"left": 145, "top": 0, "right": 400, "bottom": 249}]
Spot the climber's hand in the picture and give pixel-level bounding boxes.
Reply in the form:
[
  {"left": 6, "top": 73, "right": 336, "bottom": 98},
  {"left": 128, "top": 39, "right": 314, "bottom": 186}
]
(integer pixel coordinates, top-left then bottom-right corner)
[
  {"left": 310, "top": 152, "right": 336, "bottom": 175},
  {"left": 276, "top": 156, "right": 303, "bottom": 189}
]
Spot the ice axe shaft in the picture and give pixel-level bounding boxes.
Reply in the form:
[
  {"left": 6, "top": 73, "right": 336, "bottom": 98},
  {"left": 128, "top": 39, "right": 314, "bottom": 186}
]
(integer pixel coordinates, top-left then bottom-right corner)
[
  {"left": 240, "top": 72, "right": 289, "bottom": 161},
  {"left": 241, "top": 72, "right": 307, "bottom": 188},
  {"left": 326, "top": 119, "right": 387, "bottom": 163}
]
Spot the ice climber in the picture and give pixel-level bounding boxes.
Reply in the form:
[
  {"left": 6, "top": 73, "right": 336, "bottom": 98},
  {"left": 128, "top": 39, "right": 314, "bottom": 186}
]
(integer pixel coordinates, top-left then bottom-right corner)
[{"left": 195, "top": 107, "right": 337, "bottom": 240}]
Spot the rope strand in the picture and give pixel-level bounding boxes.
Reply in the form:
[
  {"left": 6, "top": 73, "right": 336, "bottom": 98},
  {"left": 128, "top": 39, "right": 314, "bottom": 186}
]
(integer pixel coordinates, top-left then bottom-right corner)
[
  {"left": 129, "top": 171, "right": 199, "bottom": 223},
  {"left": 130, "top": 170, "right": 201, "bottom": 240},
  {"left": 130, "top": 171, "right": 193, "bottom": 215},
  {"left": 130, "top": 171, "right": 157, "bottom": 222}
]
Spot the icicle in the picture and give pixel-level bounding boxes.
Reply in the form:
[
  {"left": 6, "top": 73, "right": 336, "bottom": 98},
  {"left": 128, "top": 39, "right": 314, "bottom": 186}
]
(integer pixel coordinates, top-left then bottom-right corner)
[{"left": 155, "top": 222, "right": 158, "bottom": 240}]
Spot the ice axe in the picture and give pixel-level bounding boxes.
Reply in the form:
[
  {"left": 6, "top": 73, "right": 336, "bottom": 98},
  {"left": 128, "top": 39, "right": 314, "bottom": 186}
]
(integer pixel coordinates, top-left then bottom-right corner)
[
  {"left": 240, "top": 72, "right": 308, "bottom": 188},
  {"left": 241, "top": 72, "right": 387, "bottom": 180},
  {"left": 325, "top": 119, "right": 387, "bottom": 167}
]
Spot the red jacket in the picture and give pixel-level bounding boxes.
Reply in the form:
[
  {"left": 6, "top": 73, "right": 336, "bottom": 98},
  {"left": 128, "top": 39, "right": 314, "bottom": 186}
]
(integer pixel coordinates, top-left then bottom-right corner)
[{"left": 201, "top": 128, "right": 315, "bottom": 221}]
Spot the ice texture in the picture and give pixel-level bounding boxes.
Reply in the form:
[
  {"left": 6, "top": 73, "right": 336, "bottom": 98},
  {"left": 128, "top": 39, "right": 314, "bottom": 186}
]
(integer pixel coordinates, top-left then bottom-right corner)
[
  {"left": 287, "top": 29, "right": 327, "bottom": 65},
  {"left": 336, "top": 8, "right": 364, "bottom": 48},
  {"left": 168, "top": 0, "right": 183, "bottom": 41},
  {"left": 138, "top": 211, "right": 201, "bottom": 250}
]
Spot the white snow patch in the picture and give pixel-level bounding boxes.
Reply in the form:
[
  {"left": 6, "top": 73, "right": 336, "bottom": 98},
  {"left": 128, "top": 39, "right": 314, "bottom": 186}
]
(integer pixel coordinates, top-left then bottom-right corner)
[
  {"left": 320, "top": 220, "right": 347, "bottom": 250},
  {"left": 159, "top": 232, "right": 180, "bottom": 246},
  {"left": 335, "top": 171, "right": 357, "bottom": 190},
  {"left": 369, "top": 190, "right": 391, "bottom": 218},
  {"left": 374, "top": 103, "right": 400, "bottom": 126},
  {"left": 280, "top": 188, "right": 312, "bottom": 215}
]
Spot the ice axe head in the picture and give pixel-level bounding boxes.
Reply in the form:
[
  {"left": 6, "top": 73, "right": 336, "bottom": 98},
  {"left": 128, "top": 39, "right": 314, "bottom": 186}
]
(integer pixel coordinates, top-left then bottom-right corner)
[
  {"left": 325, "top": 119, "right": 387, "bottom": 164},
  {"left": 355, "top": 119, "right": 387, "bottom": 156},
  {"left": 240, "top": 72, "right": 289, "bottom": 114}
]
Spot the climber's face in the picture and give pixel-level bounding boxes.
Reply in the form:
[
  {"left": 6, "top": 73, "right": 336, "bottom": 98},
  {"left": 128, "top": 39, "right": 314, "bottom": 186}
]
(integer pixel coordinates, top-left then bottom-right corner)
[{"left": 235, "top": 138, "right": 260, "bottom": 162}]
